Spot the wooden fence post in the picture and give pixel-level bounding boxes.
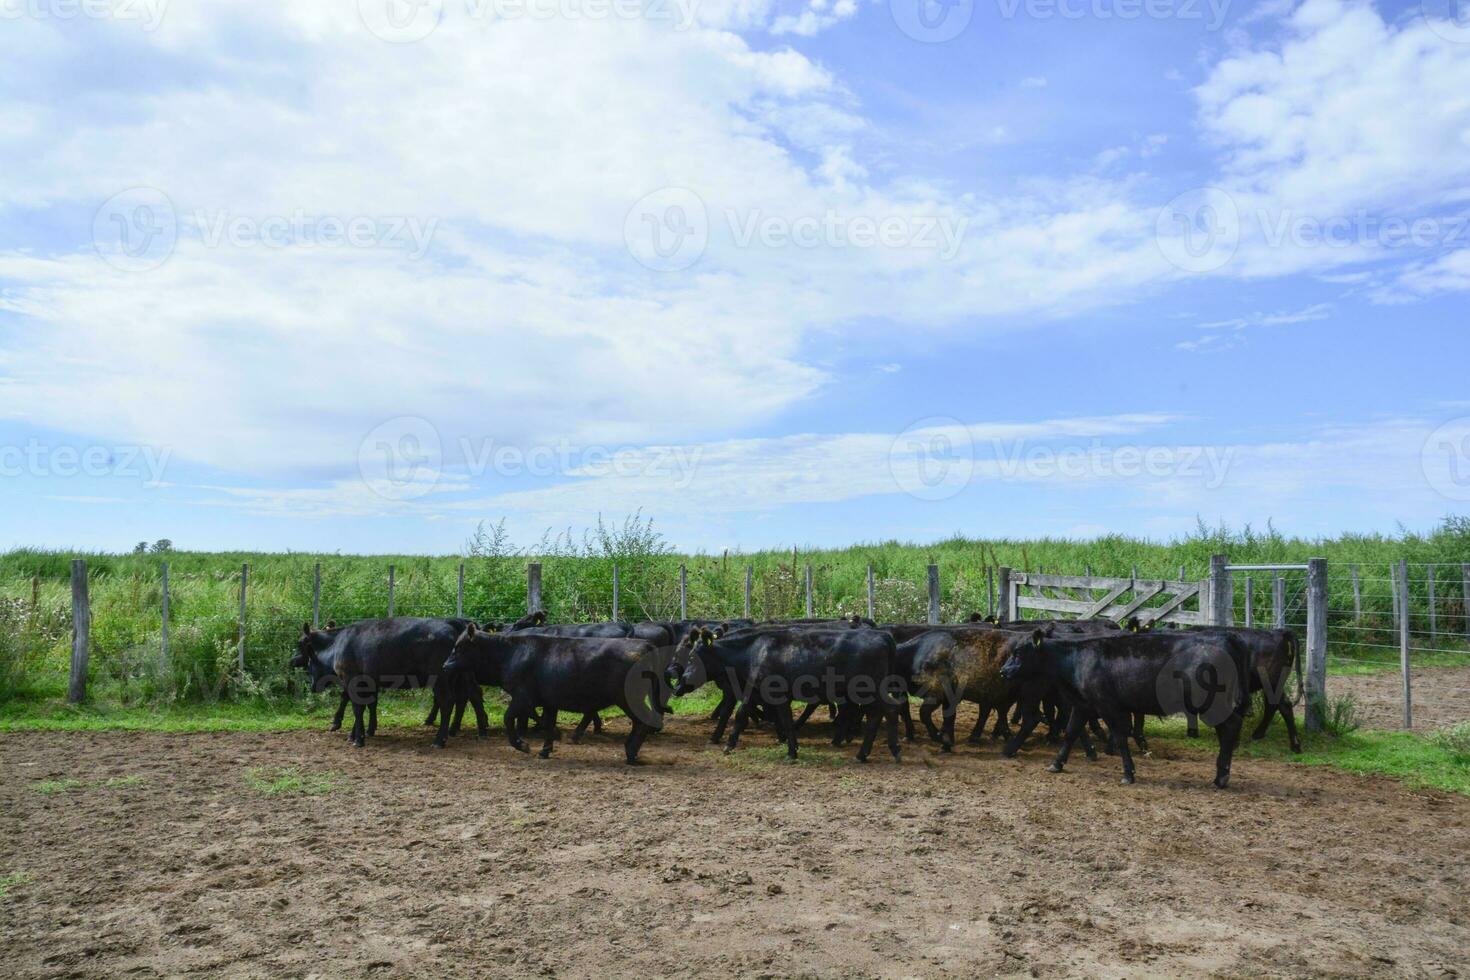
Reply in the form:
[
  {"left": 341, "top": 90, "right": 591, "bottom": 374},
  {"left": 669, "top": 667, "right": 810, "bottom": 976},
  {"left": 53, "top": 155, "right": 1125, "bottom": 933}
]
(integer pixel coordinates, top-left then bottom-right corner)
[
  {"left": 997, "top": 567, "right": 1012, "bottom": 622},
  {"left": 527, "top": 562, "right": 542, "bottom": 614},
  {"left": 986, "top": 565, "right": 995, "bottom": 618},
  {"left": 237, "top": 563, "right": 248, "bottom": 672},
  {"left": 1272, "top": 572, "right": 1285, "bottom": 630},
  {"left": 160, "top": 561, "right": 170, "bottom": 670},
  {"left": 1399, "top": 558, "right": 1412, "bottom": 729},
  {"left": 611, "top": 563, "right": 620, "bottom": 622},
  {"left": 927, "top": 564, "right": 940, "bottom": 625},
  {"left": 866, "top": 563, "right": 875, "bottom": 621},
  {"left": 456, "top": 562, "right": 465, "bottom": 619},
  {"left": 804, "top": 564, "right": 813, "bottom": 618},
  {"left": 1391, "top": 560, "right": 1402, "bottom": 632},
  {"left": 744, "top": 565, "right": 752, "bottom": 619},
  {"left": 679, "top": 564, "right": 688, "bottom": 620},
  {"left": 312, "top": 562, "right": 321, "bottom": 629},
  {"left": 1305, "top": 557, "right": 1328, "bottom": 732},
  {"left": 387, "top": 564, "right": 395, "bottom": 618},
  {"left": 1209, "top": 554, "right": 1232, "bottom": 626},
  {"left": 1350, "top": 565, "right": 1362, "bottom": 622},
  {"left": 68, "top": 559, "right": 89, "bottom": 703}
]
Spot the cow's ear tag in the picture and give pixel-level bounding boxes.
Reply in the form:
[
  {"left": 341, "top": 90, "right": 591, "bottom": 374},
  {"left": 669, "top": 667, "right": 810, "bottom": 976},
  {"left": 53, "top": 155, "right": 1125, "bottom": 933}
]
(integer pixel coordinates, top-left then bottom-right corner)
[{"left": 1031, "top": 630, "right": 1044, "bottom": 647}]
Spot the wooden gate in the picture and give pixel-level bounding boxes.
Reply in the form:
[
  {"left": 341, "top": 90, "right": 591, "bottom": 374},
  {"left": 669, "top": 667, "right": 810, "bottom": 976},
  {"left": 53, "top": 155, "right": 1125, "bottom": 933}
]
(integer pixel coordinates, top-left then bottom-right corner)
[{"left": 1005, "top": 571, "right": 1208, "bottom": 626}]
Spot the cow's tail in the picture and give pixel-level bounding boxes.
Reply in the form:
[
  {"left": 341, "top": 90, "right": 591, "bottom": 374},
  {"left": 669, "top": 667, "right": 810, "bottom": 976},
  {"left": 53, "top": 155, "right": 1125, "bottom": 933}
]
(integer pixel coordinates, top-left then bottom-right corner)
[{"left": 1289, "top": 631, "right": 1304, "bottom": 706}]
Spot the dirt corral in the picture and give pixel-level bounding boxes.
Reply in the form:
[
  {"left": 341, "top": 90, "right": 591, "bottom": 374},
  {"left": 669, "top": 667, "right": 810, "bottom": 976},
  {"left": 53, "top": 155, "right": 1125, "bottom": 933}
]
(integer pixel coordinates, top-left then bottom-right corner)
[
  {"left": 2, "top": 715, "right": 1468, "bottom": 979},
  {"left": 1331, "top": 665, "right": 1470, "bottom": 733}
]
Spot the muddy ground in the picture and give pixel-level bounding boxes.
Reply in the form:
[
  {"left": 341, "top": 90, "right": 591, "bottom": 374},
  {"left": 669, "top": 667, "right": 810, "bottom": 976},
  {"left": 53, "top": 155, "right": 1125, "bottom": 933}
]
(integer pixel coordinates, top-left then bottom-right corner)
[
  {"left": 3, "top": 703, "right": 1468, "bottom": 979},
  {"left": 1331, "top": 665, "right": 1470, "bottom": 733}
]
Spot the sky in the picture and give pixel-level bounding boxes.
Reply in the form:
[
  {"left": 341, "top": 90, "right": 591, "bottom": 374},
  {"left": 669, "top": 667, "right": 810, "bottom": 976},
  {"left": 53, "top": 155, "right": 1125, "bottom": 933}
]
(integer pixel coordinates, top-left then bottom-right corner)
[{"left": 1, "top": 0, "right": 1468, "bottom": 555}]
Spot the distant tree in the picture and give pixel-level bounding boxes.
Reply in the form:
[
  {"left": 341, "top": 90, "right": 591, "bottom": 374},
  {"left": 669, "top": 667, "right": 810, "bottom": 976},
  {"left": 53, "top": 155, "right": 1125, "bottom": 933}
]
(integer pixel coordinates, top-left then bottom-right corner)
[
  {"left": 150, "top": 539, "right": 174, "bottom": 553},
  {"left": 133, "top": 541, "right": 148, "bottom": 554}
]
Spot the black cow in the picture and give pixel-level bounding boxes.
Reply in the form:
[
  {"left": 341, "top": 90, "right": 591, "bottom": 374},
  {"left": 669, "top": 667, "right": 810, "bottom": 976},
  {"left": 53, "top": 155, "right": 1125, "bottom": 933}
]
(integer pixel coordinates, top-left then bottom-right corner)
[
  {"left": 291, "top": 617, "right": 486, "bottom": 748},
  {"left": 670, "top": 626, "right": 902, "bottom": 763},
  {"left": 1164, "top": 626, "right": 1303, "bottom": 752},
  {"left": 443, "top": 625, "right": 667, "bottom": 764},
  {"left": 1000, "top": 629, "right": 1251, "bottom": 788}
]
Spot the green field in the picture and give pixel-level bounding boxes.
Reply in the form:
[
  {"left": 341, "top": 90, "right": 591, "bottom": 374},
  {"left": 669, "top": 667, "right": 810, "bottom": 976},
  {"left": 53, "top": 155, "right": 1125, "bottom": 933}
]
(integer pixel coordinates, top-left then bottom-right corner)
[{"left": 2, "top": 516, "right": 1467, "bottom": 709}]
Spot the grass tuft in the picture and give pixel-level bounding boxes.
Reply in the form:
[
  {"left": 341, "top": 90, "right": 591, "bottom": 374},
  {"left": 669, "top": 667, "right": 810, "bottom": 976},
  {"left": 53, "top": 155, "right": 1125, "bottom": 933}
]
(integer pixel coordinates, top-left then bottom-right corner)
[
  {"left": 0, "top": 871, "right": 33, "bottom": 900},
  {"left": 244, "top": 765, "right": 347, "bottom": 795},
  {"left": 31, "top": 778, "right": 82, "bottom": 795}
]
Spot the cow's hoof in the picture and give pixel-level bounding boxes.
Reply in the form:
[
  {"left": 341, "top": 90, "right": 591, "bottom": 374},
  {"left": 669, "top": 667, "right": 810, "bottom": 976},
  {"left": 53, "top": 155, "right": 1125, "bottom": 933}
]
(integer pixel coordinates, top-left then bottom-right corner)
[
  {"left": 890, "top": 752, "right": 902, "bottom": 764},
  {"left": 1187, "top": 731, "right": 1200, "bottom": 739},
  {"left": 722, "top": 746, "right": 734, "bottom": 755},
  {"left": 856, "top": 753, "right": 870, "bottom": 764},
  {"left": 511, "top": 742, "right": 529, "bottom": 754},
  {"left": 782, "top": 755, "right": 798, "bottom": 764},
  {"left": 430, "top": 740, "right": 446, "bottom": 750},
  {"left": 477, "top": 732, "right": 489, "bottom": 740},
  {"left": 625, "top": 757, "right": 646, "bottom": 766},
  {"left": 1214, "top": 776, "right": 1231, "bottom": 790},
  {"left": 1085, "top": 750, "right": 1099, "bottom": 762},
  {"left": 939, "top": 743, "right": 953, "bottom": 754},
  {"left": 538, "top": 749, "right": 553, "bottom": 759},
  {"left": 569, "top": 735, "right": 582, "bottom": 745},
  {"left": 1290, "top": 743, "right": 1303, "bottom": 755},
  {"left": 1120, "top": 774, "right": 1135, "bottom": 785},
  {"left": 329, "top": 724, "right": 341, "bottom": 732},
  {"left": 1045, "top": 763, "right": 1064, "bottom": 774},
  {"left": 1001, "top": 750, "right": 1018, "bottom": 759}
]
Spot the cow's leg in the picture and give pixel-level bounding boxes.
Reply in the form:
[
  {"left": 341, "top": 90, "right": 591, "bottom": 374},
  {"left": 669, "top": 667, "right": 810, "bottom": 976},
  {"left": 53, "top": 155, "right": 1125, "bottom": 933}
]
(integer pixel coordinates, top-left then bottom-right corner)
[
  {"left": 919, "top": 697, "right": 943, "bottom": 743},
  {"left": 1002, "top": 703, "right": 1044, "bottom": 757},
  {"left": 776, "top": 700, "right": 799, "bottom": 761},
  {"left": 505, "top": 697, "right": 532, "bottom": 754},
  {"left": 1212, "top": 711, "right": 1245, "bottom": 790},
  {"left": 855, "top": 703, "right": 884, "bottom": 763},
  {"left": 424, "top": 701, "right": 439, "bottom": 728},
  {"left": 1131, "top": 711, "right": 1148, "bottom": 752},
  {"left": 938, "top": 696, "right": 958, "bottom": 753},
  {"left": 1185, "top": 709, "right": 1200, "bottom": 738},
  {"left": 793, "top": 700, "right": 822, "bottom": 732},
  {"left": 468, "top": 685, "right": 489, "bottom": 738},
  {"left": 884, "top": 696, "right": 902, "bottom": 762},
  {"left": 448, "top": 691, "right": 466, "bottom": 736},
  {"left": 991, "top": 700, "right": 1014, "bottom": 740},
  {"left": 591, "top": 712, "right": 603, "bottom": 735},
  {"left": 899, "top": 698, "right": 916, "bottom": 741},
  {"left": 331, "top": 691, "right": 349, "bottom": 732},
  {"left": 625, "top": 718, "right": 650, "bottom": 764},
  {"left": 1010, "top": 703, "right": 1024, "bottom": 725},
  {"left": 1278, "top": 700, "right": 1302, "bottom": 754},
  {"left": 711, "top": 691, "right": 737, "bottom": 744},
  {"left": 1100, "top": 711, "right": 1135, "bottom": 783},
  {"left": 367, "top": 700, "right": 378, "bottom": 737},
  {"left": 348, "top": 697, "right": 367, "bottom": 748},
  {"left": 724, "top": 699, "right": 755, "bottom": 754},
  {"left": 571, "top": 713, "right": 595, "bottom": 743},
  {"left": 538, "top": 708, "right": 558, "bottom": 759},
  {"left": 966, "top": 704, "right": 990, "bottom": 745},
  {"left": 1046, "top": 707, "right": 1088, "bottom": 773}
]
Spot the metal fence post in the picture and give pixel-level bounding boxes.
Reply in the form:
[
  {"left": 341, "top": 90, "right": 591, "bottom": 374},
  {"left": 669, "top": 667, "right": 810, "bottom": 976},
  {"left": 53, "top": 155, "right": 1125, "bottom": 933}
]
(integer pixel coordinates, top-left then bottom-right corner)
[
  {"left": 927, "top": 564, "right": 940, "bottom": 625},
  {"left": 1209, "top": 554, "right": 1232, "bottom": 626},
  {"left": 986, "top": 565, "right": 995, "bottom": 618},
  {"left": 312, "top": 562, "right": 322, "bottom": 629},
  {"left": 612, "top": 563, "right": 620, "bottom": 622},
  {"left": 679, "top": 564, "right": 688, "bottom": 620},
  {"left": 238, "top": 563, "right": 248, "bottom": 671},
  {"left": 804, "top": 564, "right": 813, "bottom": 617},
  {"left": 160, "top": 561, "right": 170, "bottom": 670},
  {"left": 1427, "top": 566, "right": 1437, "bottom": 640},
  {"left": 1399, "top": 558, "right": 1412, "bottom": 729},
  {"left": 1391, "top": 560, "right": 1402, "bottom": 633},
  {"left": 866, "top": 563, "right": 875, "bottom": 621},
  {"left": 1350, "top": 565, "right": 1362, "bottom": 622},
  {"left": 1463, "top": 563, "right": 1470, "bottom": 645},
  {"left": 456, "top": 562, "right": 465, "bottom": 619},
  {"left": 997, "top": 567, "right": 1012, "bottom": 622},
  {"left": 1244, "top": 574, "right": 1254, "bottom": 627},
  {"left": 1305, "top": 557, "right": 1328, "bottom": 732},
  {"left": 1272, "top": 572, "right": 1285, "bottom": 630},
  {"left": 744, "top": 566, "right": 752, "bottom": 619},
  {"left": 68, "top": 559, "right": 89, "bottom": 703},
  {"left": 387, "top": 564, "right": 395, "bottom": 618},
  {"left": 527, "top": 562, "right": 542, "bottom": 614}
]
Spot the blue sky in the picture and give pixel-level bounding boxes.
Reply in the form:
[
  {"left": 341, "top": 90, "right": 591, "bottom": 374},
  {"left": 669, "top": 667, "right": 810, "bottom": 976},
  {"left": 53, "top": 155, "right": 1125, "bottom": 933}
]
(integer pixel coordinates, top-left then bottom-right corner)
[{"left": 1, "top": 0, "right": 1468, "bottom": 554}]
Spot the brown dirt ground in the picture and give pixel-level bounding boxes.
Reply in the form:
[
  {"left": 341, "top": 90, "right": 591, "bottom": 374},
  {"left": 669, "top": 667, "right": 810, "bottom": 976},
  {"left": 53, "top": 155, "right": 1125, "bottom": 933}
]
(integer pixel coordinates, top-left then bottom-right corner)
[
  {"left": 1332, "top": 665, "right": 1470, "bottom": 733},
  {"left": 3, "top": 708, "right": 1469, "bottom": 980}
]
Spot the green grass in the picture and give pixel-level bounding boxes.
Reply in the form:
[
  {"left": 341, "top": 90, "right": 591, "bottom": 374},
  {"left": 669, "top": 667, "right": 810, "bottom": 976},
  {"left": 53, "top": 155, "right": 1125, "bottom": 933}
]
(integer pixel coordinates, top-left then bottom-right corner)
[
  {"left": 719, "top": 744, "right": 850, "bottom": 769},
  {"left": 30, "top": 778, "right": 82, "bottom": 794},
  {"left": 103, "top": 775, "right": 145, "bottom": 789},
  {"left": 0, "top": 871, "right": 33, "bottom": 900},
  {"left": 244, "top": 766, "right": 348, "bottom": 795}
]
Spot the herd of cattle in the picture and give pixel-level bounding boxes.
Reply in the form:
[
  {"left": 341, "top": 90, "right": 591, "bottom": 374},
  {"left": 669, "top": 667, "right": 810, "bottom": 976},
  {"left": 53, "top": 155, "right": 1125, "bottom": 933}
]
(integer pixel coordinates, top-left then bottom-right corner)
[{"left": 291, "top": 611, "right": 1302, "bottom": 789}]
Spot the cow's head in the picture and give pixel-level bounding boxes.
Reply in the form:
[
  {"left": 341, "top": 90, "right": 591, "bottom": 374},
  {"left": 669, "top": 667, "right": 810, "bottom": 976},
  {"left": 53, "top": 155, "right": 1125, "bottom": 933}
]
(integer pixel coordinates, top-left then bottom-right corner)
[
  {"left": 291, "top": 622, "right": 339, "bottom": 691},
  {"left": 998, "top": 628, "right": 1050, "bottom": 681},
  {"left": 668, "top": 627, "right": 714, "bottom": 696},
  {"left": 444, "top": 622, "right": 483, "bottom": 674}
]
